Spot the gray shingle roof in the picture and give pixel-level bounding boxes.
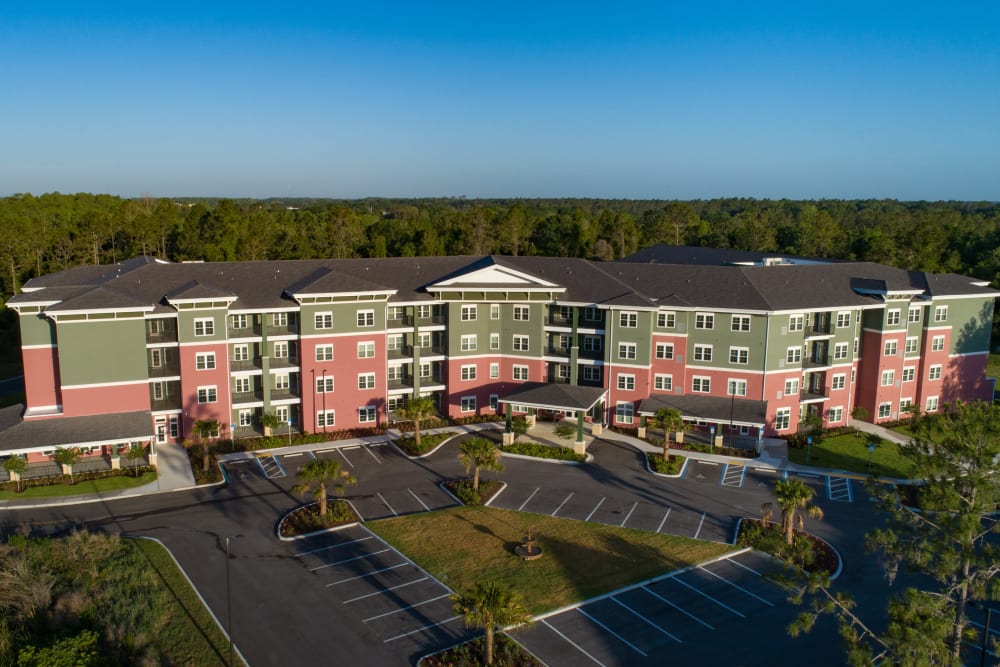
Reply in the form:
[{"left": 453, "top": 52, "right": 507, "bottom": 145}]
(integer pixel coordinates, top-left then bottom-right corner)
[
  {"left": 637, "top": 394, "right": 768, "bottom": 426},
  {"left": 0, "top": 407, "right": 154, "bottom": 452},
  {"left": 500, "top": 383, "right": 607, "bottom": 412}
]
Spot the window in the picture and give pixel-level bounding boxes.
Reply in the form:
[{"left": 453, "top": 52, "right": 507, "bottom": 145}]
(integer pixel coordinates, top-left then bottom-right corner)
[
  {"left": 359, "top": 406, "right": 377, "bottom": 423},
  {"left": 150, "top": 349, "right": 162, "bottom": 367},
  {"left": 195, "top": 352, "right": 215, "bottom": 370},
  {"left": 836, "top": 312, "right": 851, "bottom": 328},
  {"left": 149, "top": 319, "right": 162, "bottom": 335},
  {"left": 490, "top": 363, "right": 499, "bottom": 379},
  {"left": 695, "top": 313, "right": 715, "bottom": 330},
  {"left": 315, "top": 344, "right": 333, "bottom": 361},
  {"left": 899, "top": 398, "right": 912, "bottom": 414},
  {"left": 417, "top": 305, "right": 431, "bottom": 319},
  {"left": 315, "top": 312, "right": 333, "bottom": 329},
  {"left": 878, "top": 403, "right": 892, "bottom": 419},
  {"left": 788, "top": 315, "right": 804, "bottom": 332},
  {"left": 239, "top": 409, "right": 253, "bottom": 427},
  {"left": 926, "top": 396, "right": 939, "bottom": 412},
  {"left": 558, "top": 334, "right": 572, "bottom": 350},
  {"left": 616, "top": 402, "right": 634, "bottom": 424},
  {"left": 887, "top": 309, "right": 901, "bottom": 326},
  {"left": 657, "top": 311, "right": 676, "bottom": 328},
  {"left": 731, "top": 315, "right": 751, "bottom": 332},
  {"left": 654, "top": 374, "right": 673, "bottom": 391},
  {"left": 357, "top": 310, "right": 375, "bottom": 327},
  {"left": 460, "top": 396, "right": 476, "bottom": 413},
  {"left": 584, "top": 336, "right": 603, "bottom": 352},
  {"left": 775, "top": 408, "right": 791, "bottom": 431},
  {"left": 387, "top": 306, "right": 404, "bottom": 321},
  {"left": 358, "top": 342, "right": 375, "bottom": 358},
  {"left": 583, "top": 366, "right": 601, "bottom": 382},
  {"left": 274, "top": 373, "right": 289, "bottom": 390},
  {"left": 269, "top": 342, "right": 286, "bottom": 360},
  {"left": 490, "top": 304, "right": 500, "bottom": 320},
  {"left": 729, "top": 347, "right": 749, "bottom": 365},
  {"left": 655, "top": 343, "right": 674, "bottom": 360},
  {"left": 419, "top": 363, "right": 431, "bottom": 378},
  {"left": 618, "top": 343, "right": 637, "bottom": 360},
  {"left": 387, "top": 334, "right": 403, "bottom": 352},
  {"left": 692, "top": 376, "right": 711, "bottom": 393},
  {"left": 358, "top": 373, "right": 376, "bottom": 390},
  {"left": 169, "top": 416, "right": 179, "bottom": 438},
  {"left": 902, "top": 367, "right": 915, "bottom": 382},
  {"left": 490, "top": 394, "right": 499, "bottom": 411},
  {"left": 832, "top": 374, "right": 846, "bottom": 390},
  {"left": 904, "top": 337, "right": 918, "bottom": 354},
  {"left": 513, "top": 365, "right": 528, "bottom": 381},
  {"left": 728, "top": 379, "right": 747, "bottom": 396},
  {"left": 513, "top": 335, "right": 529, "bottom": 352},
  {"left": 317, "top": 410, "right": 336, "bottom": 428},
  {"left": 854, "top": 338, "right": 859, "bottom": 354},
  {"left": 273, "top": 312, "right": 287, "bottom": 327},
  {"left": 619, "top": 312, "right": 638, "bottom": 328},
  {"left": 194, "top": 318, "right": 215, "bottom": 336},
  {"left": 828, "top": 406, "right": 843, "bottom": 423},
  {"left": 234, "top": 377, "right": 250, "bottom": 393},
  {"left": 275, "top": 406, "right": 289, "bottom": 424},
  {"left": 784, "top": 378, "right": 799, "bottom": 395},
  {"left": 197, "top": 386, "right": 217, "bottom": 403},
  {"left": 230, "top": 314, "right": 247, "bottom": 329},
  {"left": 931, "top": 335, "right": 945, "bottom": 352},
  {"left": 908, "top": 306, "right": 921, "bottom": 323},
  {"left": 584, "top": 306, "right": 601, "bottom": 322},
  {"left": 387, "top": 365, "right": 402, "bottom": 382},
  {"left": 460, "top": 334, "right": 477, "bottom": 352},
  {"left": 316, "top": 376, "right": 334, "bottom": 393},
  {"left": 461, "top": 365, "right": 477, "bottom": 381},
  {"left": 617, "top": 374, "right": 635, "bottom": 391},
  {"left": 928, "top": 365, "right": 942, "bottom": 381},
  {"left": 934, "top": 305, "right": 948, "bottom": 323},
  {"left": 693, "top": 344, "right": 713, "bottom": 362},
  {"left": 881, "top": 370, "right": 895, "bottom": 386},
  {"left": 786, "top": 347, "right": 802, "bottom": 364},
  {"left": 461, "top": 305, "right": 477, "bottom": 321},
  {"left": 884, "top": 340, "right": 898, "bottom": 356},
  {"left": 152, "top": 382, "right": 165, "bottom": 400},
  {"left": 833, "top": 342, "right": 849, "bottom": 360},
  {"left": 489, "top": 333, "right": 500, "bottom": 350},
  {"left": 513, "top": 306, "right": 530, "bottom": 321}
]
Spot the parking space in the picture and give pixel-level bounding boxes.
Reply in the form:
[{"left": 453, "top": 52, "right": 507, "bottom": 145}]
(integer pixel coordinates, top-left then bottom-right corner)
[
  {"left": 826, "top": 476, "right": 854, "bottom": 502},
  {"left": 683, "top": 459, "right": 723, "bottom": 484},
  {"left": 349, "top": 484, "right": 456, "bottom": 522},
  {"left": 720, "top": 463, "right": 746, "bottom": 488},
  {"left": 255, "top": 452, "right": 286, "bottom": 479},
  {"left": 513, "top": 549, "right": 780, "bottom": 666}
]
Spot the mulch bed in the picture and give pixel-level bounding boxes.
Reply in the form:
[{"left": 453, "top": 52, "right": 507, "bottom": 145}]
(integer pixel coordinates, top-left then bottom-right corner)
[
  {"left": 279, "top": 500, "right": 359, "bottom": 537},
  {"left": 738, "top": 518, "right": 839, "bottom": 575},
  {"left": 420, "top": 634, "right": 541, "bottom": 667},
  {"left": 443, "top": 479, "right": 504, "bottom": 505}
]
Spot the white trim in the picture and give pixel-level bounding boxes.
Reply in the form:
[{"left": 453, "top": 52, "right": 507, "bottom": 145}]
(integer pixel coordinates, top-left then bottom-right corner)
[
  {"left": 21, "top": 343, "right": 57, "bottom": 350},
  {"left": 61, "top": 379, "right": 150, "bottom": 390}
]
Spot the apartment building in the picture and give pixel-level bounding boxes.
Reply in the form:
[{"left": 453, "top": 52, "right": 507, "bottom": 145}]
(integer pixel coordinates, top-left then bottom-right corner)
[{"left": 0, "top": 246, "right": 995, "bottom": 461}]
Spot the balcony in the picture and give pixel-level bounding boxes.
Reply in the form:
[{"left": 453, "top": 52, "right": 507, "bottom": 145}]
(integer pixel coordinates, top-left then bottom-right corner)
[
  {"left": 150, "top": 396, "right": 182, "bottom": 411},
  {"left": 264, "top": 321, "right": 299, "bottom": 336},
  {"left": 803, "top": 354, "right": 831, "bottom": 369},
  {"left": 232, "top": 389, "right": 264, "bottom": 404},
  {"left": 148, "top": 362, "right": 181, "bottom": 378},
  {"left": 804, "top": 317, "right": 833, "bottom": 338},
  {"left": 578, "top": 347, "right": 603, "bottom": 360},
  {"left": 270, "top": 356, "right": 300, "bottom": 370},
  {"left": 228, "top": 324, "right": 262, "bottom": 338},
  {"left": 145, "top": 329, "right": 177, "bottom": 345},
  {"left": 388, "top": 345, "right": 414, "bottom": 360},
  {"left": 548, "top": 312, "right": 572, "bottom": 327},
  {"left": 270, "top": 386, "right": 300, "bottom": 401},
  {"left": 387, "top": 316, "right": 414, "bottom": 328},
  {"left": 548, "top": 344, "right": 571, "bottom": 356},
  {"left": 388, "top": 377, "right": 415, "bottom": 390},
  {"left": 799, "top": 389, "right": 829, "bottom": 403},
  {"left": 230, "top": 357, "right": 263, "bottom": 372}
]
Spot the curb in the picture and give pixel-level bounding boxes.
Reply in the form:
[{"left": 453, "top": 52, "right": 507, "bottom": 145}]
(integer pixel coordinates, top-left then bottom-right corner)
[
  {"left": 733, "top": 518, "right": 843, "bottom": 582},
  {"left": 643, "top": 452, "right": 689, "bottom": 479},
  {"left": 499, "top": 450, "right": 592, "bottom": 465},
  {"left": 276, "top": 499, "right": 363, "bottom": 541}
]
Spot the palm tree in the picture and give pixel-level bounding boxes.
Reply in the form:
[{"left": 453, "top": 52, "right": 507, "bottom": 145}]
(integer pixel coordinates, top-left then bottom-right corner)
[
  {"left": 51, "top": 447, "right": 81, "bottom": 483},
  {"left": 4, "top": 455, "right": 27, "bottom": 492},
  {"left": 761, "top": 478, "right": 824, "bottom": 545},
  {"left": 259, "top": 411, "right": 282, "bottom": 437},
  {"left": 292, "top": 459, "right": 357, "bottom": 517},
  {"left": 452, "top": 581, "right": 532, "bottom": 665},
  {"left": 397, "top": 395, "right": 437, "bottom": 450},
  {"left": 193, "top": 420, "right": 218, "bottom": 472},
  {"left": 457, "top": 437, "right": 503, "bottom": 492},
  {"left": 655, "top": 407, "right": 684, "bottom": 458}
]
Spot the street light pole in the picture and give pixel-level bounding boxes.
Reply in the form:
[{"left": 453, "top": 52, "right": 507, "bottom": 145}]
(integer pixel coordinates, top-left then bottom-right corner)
[{"left": 225, "top": 535, "right": 242, "bottom": 667}]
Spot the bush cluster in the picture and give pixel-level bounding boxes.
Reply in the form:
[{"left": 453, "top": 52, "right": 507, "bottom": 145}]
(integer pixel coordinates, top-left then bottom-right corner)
[
  {"left": 0, "top": 466, "right": 156, "bottom": 493},
  {"left": 445, "top": 479, "right": 502, "bottom": 505},
  {"left": 420, "top": 633, "right": 542, "bottom": 666},
  {"left": 394, "top": 431, "right": 454, "bottom": 456},
  {"left": 501, "top": 442, "right": 586, "bottom": 462},
  {"left": 646, "top": 453, "right": 683, "bottom": 475}
]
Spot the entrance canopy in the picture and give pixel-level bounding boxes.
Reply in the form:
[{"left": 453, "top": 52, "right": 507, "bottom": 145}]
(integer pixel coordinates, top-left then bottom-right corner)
[
  {"left": 637, "top": 394, "right": 767, "bottom": 428},
  {"left": 0, "top": 405, "right": 155, "bottom": 455},
  {"left": 500, "top": 382, "right": 607, "bottom": 414}
]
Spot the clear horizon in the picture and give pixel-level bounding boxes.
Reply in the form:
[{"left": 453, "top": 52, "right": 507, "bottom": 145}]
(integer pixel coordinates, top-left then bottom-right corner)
[{"left": 2, "top": 2, "right": 998, "bottom": 201}]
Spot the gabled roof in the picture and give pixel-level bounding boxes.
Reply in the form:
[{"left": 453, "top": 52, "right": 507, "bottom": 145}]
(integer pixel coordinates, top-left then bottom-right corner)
[
  {"left": 284, "top": 266, "right": 395, "bottom": 298},
  {"left": 637, "top": 394, "right": 768, "bottom": 426},
  {"left": 500, "top": 382, "right": 607, "bottom": 412},
  {"left": 164, "top": 280, "right": 237, "bottom": 302},
  {"left": 45, "top": 286, "right": 153, "bottom": 313},
  {"left": 0, "top": 406, "right": 154, "bottom": 452}
]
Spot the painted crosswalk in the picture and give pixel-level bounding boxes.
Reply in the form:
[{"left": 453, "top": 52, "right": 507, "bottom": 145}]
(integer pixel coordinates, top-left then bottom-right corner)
[
  {"left": 826, "top": 476, "right": 853, "bottom": 502},
  {"left": 256, "top": 453, "right": 286, "bottom": 479},
  {"left": 720, "top": 463, "right": 746, "bottom": 488}
]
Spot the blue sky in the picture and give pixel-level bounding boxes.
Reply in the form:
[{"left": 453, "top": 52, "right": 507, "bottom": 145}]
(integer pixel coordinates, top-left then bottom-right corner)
[{"left": 2, "top": 2, "right": 998, "bottom": 200}]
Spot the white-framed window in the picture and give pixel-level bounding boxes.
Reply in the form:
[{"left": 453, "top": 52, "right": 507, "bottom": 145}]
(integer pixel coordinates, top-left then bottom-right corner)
[
  {"left": 275, "top": 406, "right": 289, "bottom": 424},
  {"left": 558, "top": 334, "right": 572, "bottom": 350},
  {"left": 461, "top": 365, "right": 477, "bottom": 381},
  {"left": 356, "top": 310, "right": 375, "bottom": 327},
  {"left": 358, "top": 373, "right": 376, "bottom": 390},
  {"left": 904, "top": 337, "right": 919, "bottom": 354},
  {"left": 655, "top": 343, "right": 674, "bottom": 360},
  {"left": 584, "top": 336, "right": 603, "bottom": 352},
  {"left": 169, "top": 416, "right": 179, "bottom": 438},
  {"left": 657, "top": 311, "right": 676, "bottom": 328},
  {"left": 908, "top": 306, "right": 921, "bottom": 323},
  {"left": 359, "top": 406, "right": 377, "bottom": 423},
  {"left": 417, "top": 305, "right": 431, "bottom": 319},
  {"left": 878, "top": 402, "right": 892, "bottom": 419},
  {"left": 513, "top": 305, "right": 530, "bottom": 321},
  {"left": 315, "top": 344, "right": 333, "bottom": 361},
  {"left": 784, "top": 378, "right": 799, "bottom": 395},
  {"left": 786, "top": 347, "right": 802, "bottom": 364},
  {"left": 315, "top": 312, "right": 333, "bottom": 329},
  {"left": 419, "top": 363, "right": 431, "bottom": 378},
  {"left": 728, "top": 379, "right": 747, "bottom": 396},
  {"left": 274, "top": 373, "right": 290, "bottom": 390},
  {"left": 513, "top": 365, "right": 528, "bottom": 381},
  {"left": 693, "top": 344, "right": 713, "bottom": 362},
  {"left": 358, "top": 341, "right": 375, "bottom": 358},
  {"left": 887, "top": 309, "right": 901, "bottom": 326},
  {"left": 490, "top": 394, "right": 499, "bottom": 411},
  {"left": 234, "top": 376, "right": 251, "bottom": 393},
  {"left": 899, "top": 398, "right": 912, "bottom": 414},
  {"left": 619, "top": 311, "right": 638, "bottom": 328},
  {"left": 460, "top": 396, "right": 476, "bottom": 413},
  {"left": 788, "top": 315, "right": 804, "bottom": 332},
  {"left": 150, "top": 349, "right": 163, "bottom": 368},
  {"left": 615, "top": 401, "right": 634, "bottom": 424},
  {"left": 149, "top": 319, "right": 162, "bottom": 335},
  {"left": 195, "top": 352, "right": 215, "bottom": 370},
  {"left": 387, "top": 334, "right": 403, "bottom": 351},
  {"left": 415, "top": 332, "right": 431, "bottom": 350},
  {"left": 831, "top": 374, "right": 846, "bottom": 390},
  {"left": 489, "top": 333, "right": 500, "bottom": 350},
  {"left": 273, "top": 312, "right": 288, "bottom": 327},
  {"left": 695, "top": 313, "right": 715, "bottom": 330},
  {"left": 854, "top": 338, "right": 859, "bottom": 354},
  {"left": 654, "top": 374, "right": 673, "bottom": 391},
  {"left": 584, "top": 306, "right": 601, "bottom": 322},
  {"left": 884, "top": 340, "right": 898, "bottom": 356},
  {"left": 230, "top": 314, "right": 247, "bottom": 329},
  {"left": 239, "top": 409, "right": 253, "bottom": 427},
  {"left": 928, "top": 365, "right": 942, "bottom": 381},
  {"left": 834, "top": 342, "right": 849, "bottom": 360},
  {"left": 731, "top": 315, "right": 751, "bottom": 332},
  {"left": 387, "top": 365, "right": 402, "bottom": 382},
  {"left": 618, "top": 343, "right": 637, "bottom": 360},
  {"left": 931, "top": 335, "right": 945, "bottom": 352},
  {"left": 583, "top": 366, "right": 601, "bottom": 382},
  {"left": 926, "top": 396, "right": 939, "bottom": 412},
  {"left": 902, "top": 367, "right": 915, "bottom": 382},
  {"left": 881, "top": 370, "right": 895, "bottom": 386},
  {"left": 489, "top": 363, "right": 500, "bottom": 379},
  {"left": 461, "top": 305, "right": 477, "bottom": 321},
  {"left": 274, "top": 341, "right": 289, "bottom": 359},
  {"left": 460, "top": 334, "right": 477, "bottom": 352},
  {"left": 729, "top": 347, "right": 749, "bottom": 365},
  {"left": 152, "top": 382, "right": 165, "bottom": 400},
  {"left": 316, "top": 376, "right": 334, "bottom": 393},
  {"left": 317, "top": 410, "right": 336, "bottom": 428},
  {"left": 828, "top": 406, "right": 843, "bottom": 423},
  {"left": 775, "top": 408, "right": 791, "bottom": 431},
  {"left": 197, "top": 386, "right": 217, "bottom": 403},
  {"left": 387, "top": 395, "right": 402, "bottom": 412},
  {"left": 194, "top": 318, "right": 215, "bottom": 336},
  {"left": 513, "top": 335, "right": 529, "bottom": 352},
  {"left": 617, "top": 374, "right": 635, "bottom": 391},
  {"left": 490, "top": 304, "right": 500, "bottom": 320},
  {"left": 934, "top": 305, "right": 948, "bottom": 323},
  {"left": 836, "top": 312, "right": 851, "bottom": 328},
  {"left": 692, "top": 376, "right": 711, "bottom": 393},
  {"left": 387, "top": 306, "right": 404, "bottom": 321}
]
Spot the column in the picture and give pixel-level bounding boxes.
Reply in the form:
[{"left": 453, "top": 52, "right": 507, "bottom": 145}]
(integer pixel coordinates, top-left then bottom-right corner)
[
  {"left": 574, "top": 410, "right": 586, "bottom": 455},
  {"left": 110, "top": 443, "right": 121, "bottom": 470},
  {"left": 638, "top": 414, "right": 647, "bottom": 439},
  {"left": 503, "top": 403, "right": 515, "bottom": 445}
]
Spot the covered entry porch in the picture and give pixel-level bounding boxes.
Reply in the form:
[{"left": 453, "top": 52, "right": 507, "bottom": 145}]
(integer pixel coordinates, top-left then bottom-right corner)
[
  {"left": 637, "top": 394, "right": 768, "bottom": 452},
  {"left": 500, "top": 383, "right": 608, "bottom": 455}
]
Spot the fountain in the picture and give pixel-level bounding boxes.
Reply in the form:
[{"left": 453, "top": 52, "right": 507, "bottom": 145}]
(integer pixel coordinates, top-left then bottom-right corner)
[{"left": 515, "top": 527, "right": 543, "bottom": 561}]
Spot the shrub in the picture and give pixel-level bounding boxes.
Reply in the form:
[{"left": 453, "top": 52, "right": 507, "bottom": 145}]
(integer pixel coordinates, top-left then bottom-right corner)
[
  {"left": 646, "top": 452, "right": 683, "bottom": 475},
  {"left": 553, "top": 422, "right": 576, "bottom": 440},
  {"left": 280, "top": 500, "right": 358, "bottom": 537},
  {"left": 420, "top": 633, "right": 542, "bottom": 667},
  {"left": 0, "top": 467, "right": 157, "bottom": 493},
  {"left": 500, "top": 442, "right": 586, "bottom": 462},
  {"left": 445, "top": 479, "right": 502, "bottom": 505},
  {"left": 395, "top": 431, "right": 454, "bottom": 456}
]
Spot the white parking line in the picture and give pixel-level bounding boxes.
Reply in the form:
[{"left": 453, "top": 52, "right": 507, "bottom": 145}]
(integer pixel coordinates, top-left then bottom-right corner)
[
  {"left": 585, "top": 497, "right": 606, "bottom": 521},
  {"left": 541, "top": 619, "right": 607, "bottom": 666},
  {"left": 721, "top": 464, "right": 746, "bottom": 488},
  {"left": 309, "top": 549, "right": 391, "bottom": 572},
  {"left": 728, "top": 558, "right": 763, "bottom": 577},
  {"left": 363, "top": 594, "right": 452, "bottom": 622},
  {"left": 671, "top": 577, "right": 746, "bottom": 618},
  {"left": 518, "top": 487, "right": 540, "bottom": 511},
  {"left": 656, "top": 508, "right": 671, "bottom": 533},
  {"left": 578, "top": 608, "right": 647, "bottom": 656},
  {"left": 552, "top": 492, "right": 574, "bottom": 516},
  {"left": 611, "top": 597, "right": 681, "bottom": 643},
  {"left": 338, "top": 448, "right": 355, "bottom": 468},
  {"left": 698, "top": 567, "right": 774, "bottom": 606},
  {"left": 377, "top": 492, "right": 398, "bottom": 516},
  {"left": 383, "top": 615, "right": 463, "bottom": 643},
  {"left": 343, "top": 577, "right": 429, "bottom": 604},
  {"left": 294, "top": 535, "right": 374, "bottom": 557},
  {"left": 326, "top": 563, "right": 410, "bottom": 586},
  {"left": 620, "top": 501, "right": 638, "bottom": 527},
  {"left": 693, "top": 512, "right": 706, "bottom": 539},
  {"left": 408, "top": 488, "right": 431, "bottom": 511},
  {"left": 827, "top": 476, "right": 853, "bottom": 502},
  {"left": 641, "top": 586, "right": 714, "bottom": 629},
  {"left": 364, "top": 446, "right": 382, "bottom": 464}
]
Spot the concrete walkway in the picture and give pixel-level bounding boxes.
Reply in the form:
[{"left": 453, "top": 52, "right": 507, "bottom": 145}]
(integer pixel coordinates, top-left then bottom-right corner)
[
  {"left": 154, "top": 441, "right": 197, "bottom": 491},
  {"left": 848, "top": 418, "right": 911, "bottom": 445}
]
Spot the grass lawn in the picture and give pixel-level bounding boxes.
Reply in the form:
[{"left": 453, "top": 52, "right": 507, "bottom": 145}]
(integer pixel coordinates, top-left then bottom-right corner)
[
  {"left": 787, "top": 432, "right": 915, "bottom": 478},
  {"left": 988, "top": 353, "right": 1000, "bottom": 384},
  {"left": 0, "top": 470, "right": 157, "bottom": 500},
  {"left": 368, "top": 505, "right": 735, "bottom": 615}
]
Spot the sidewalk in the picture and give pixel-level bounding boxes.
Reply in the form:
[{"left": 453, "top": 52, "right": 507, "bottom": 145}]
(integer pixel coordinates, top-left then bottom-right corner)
[{"left": 847, "top": 418, "right": 910, "bottom": 445}]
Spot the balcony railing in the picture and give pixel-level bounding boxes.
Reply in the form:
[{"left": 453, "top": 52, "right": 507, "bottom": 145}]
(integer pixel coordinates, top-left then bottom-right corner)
[
  {"left": 387, "top": 316, "right": 414, "bottom": 328},
  {"left": 388, "top": 377, "right": 415, "bottom": 390},
  {"left": 388, "top": 345, "right": 414, "bottom": 360},
  {"left": 148, "top": 363, "right": 181, "bottom": 378},
  {"left": 150, "top": 396, "right": 182, "bottom": 411},
  {"left": 230, "top": 358, "right": 263, "bottom": 372},
  {"left": 228, "top": 324, "right": 263, "bottom": 338},
  {"left": 270, "top": 356, "right": 300, "bottom": 369},
  {"left": 232, "top": 390, "right": 264, "bottom": 404},
  {"left": 270, "top": 387, "right": 300, "bottom": 401},
  {"left": 145, "top": 329, "right": 178, "bottom": 344},
  {"left": 578, "top": 348, "right": 603, "bottom": 360},
  {"left": 264, "top": 322, "right": 299, "bottom": 336}
]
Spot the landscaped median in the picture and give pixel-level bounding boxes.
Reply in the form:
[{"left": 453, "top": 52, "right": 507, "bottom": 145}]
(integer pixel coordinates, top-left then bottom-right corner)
[
  {"left": 785, "top": 428, "right": 916, "bottom": 478},
  {"left": 0, "top": 469, "right": 157, "bottom": 500},
  {"left": 499, "top": 441, "right": 587, "bottom": 464}
]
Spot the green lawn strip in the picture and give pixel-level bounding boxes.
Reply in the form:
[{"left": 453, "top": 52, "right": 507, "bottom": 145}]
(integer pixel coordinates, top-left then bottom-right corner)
[
  {"left": 130, "top": 538, "right": 234, "bottom": 666},
  {"left": 988, "top": 353, "right": 1000, "bottom": 383},
  {"left": 0, "top": 471, "right": 157, "bottom": 499},
  {"left": 787, "top": 432, "right": 915, "bottom": 478},
  {"left": 368, "top": 505, "right": 734, "bottom": 616}
]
